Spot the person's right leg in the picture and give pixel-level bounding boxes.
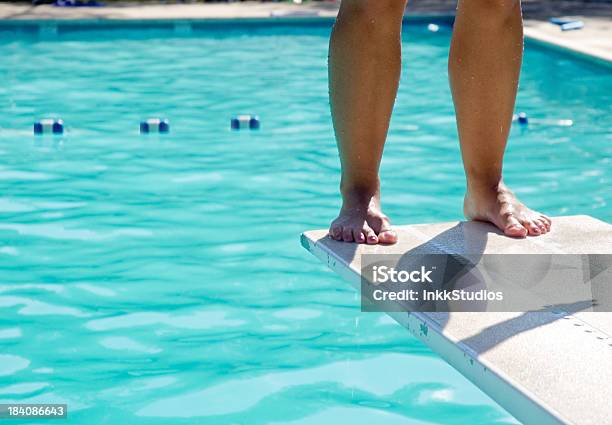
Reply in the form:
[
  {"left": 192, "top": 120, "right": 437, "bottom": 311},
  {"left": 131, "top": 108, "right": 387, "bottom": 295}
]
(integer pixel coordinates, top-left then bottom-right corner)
[{"left": 328, "top": 0, "right": 407, "bottom": 244}]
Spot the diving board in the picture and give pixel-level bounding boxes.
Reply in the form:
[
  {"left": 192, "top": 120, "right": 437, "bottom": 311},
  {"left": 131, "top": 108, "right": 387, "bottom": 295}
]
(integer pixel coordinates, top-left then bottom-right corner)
[{"left": 301, "top": 215, "right": 612, "bottom": 425}]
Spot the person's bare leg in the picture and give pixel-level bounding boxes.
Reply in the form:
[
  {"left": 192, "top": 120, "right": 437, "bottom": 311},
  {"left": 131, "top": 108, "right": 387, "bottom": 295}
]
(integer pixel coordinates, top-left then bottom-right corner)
[
  {"left": 328, "top": 0, "right": 407, "bottom": 244},
  {"left": 449, "top": 0, "right": 551, "bottom": 237}
]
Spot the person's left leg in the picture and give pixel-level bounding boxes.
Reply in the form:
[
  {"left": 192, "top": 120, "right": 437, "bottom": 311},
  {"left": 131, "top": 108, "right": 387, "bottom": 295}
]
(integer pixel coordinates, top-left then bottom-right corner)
[{"left": 449, "top": 0, "right": 551, "bottom": 237}]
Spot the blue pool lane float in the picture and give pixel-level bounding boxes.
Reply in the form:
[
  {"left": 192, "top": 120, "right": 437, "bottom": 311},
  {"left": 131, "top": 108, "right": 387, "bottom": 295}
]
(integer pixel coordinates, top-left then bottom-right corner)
[
  {"left": 231, "top": 115, "right": 260, "bottom": 130},
  {"left": 140, "top": 118, "right": 169, "bottom": 134},
  {"left": 34, "top": 118, "right": 64, "bottom": 135},
  {"left": 517, "top": 112, "right": 529, "bottom": 125},
  {"left": 512, "top": 112, "right": 573, "bottom": 127}
]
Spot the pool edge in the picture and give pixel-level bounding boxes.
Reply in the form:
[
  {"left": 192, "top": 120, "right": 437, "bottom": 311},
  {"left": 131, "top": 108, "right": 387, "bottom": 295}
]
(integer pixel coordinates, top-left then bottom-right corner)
[{"left": 0, "top": 13, "right": 610, "bottom": 68}]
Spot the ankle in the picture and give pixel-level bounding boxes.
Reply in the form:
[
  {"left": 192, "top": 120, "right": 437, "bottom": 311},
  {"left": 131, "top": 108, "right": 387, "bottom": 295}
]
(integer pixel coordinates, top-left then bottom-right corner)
[
  {"left": 465, "top": 165, "right": 502, "bottom": 190},
  {"left": 466, "top": 177, "right": 505, "bottom": 197},
  {"left": 340, "top": 178, "right": 380, "bottom": 209}
]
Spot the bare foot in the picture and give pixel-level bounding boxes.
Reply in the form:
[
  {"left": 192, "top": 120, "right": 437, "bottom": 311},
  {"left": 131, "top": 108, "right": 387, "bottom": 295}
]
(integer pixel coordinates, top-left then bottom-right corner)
[
  {"left": 464, "top": 181, "right": 552, "bottom": 238},
  {"left": 329, "top": 188, "right": 397, "bottom": 244}
]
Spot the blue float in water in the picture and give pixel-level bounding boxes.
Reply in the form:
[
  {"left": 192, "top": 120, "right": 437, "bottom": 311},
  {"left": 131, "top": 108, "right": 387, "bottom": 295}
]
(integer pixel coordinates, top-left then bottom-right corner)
[
  {"left": 34, "top": 118, "right": 64, "bottom": 135},
  {"left": 513, "top": 113, "right": 573, "bottom": 127},
  {"left": 231, "top": 115, "right": 260, "bottom": 130},
  {"left": 140, "top": 118, "right": 169, "bottom": 134}
]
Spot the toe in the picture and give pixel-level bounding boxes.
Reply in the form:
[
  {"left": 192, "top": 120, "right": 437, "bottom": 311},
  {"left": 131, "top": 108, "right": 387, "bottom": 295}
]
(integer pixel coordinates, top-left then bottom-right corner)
[
  {"left": 505, "top": 224, "right": 528, "bottom": 238},
  {"left": 378, "top": 230, "right": 398, "bottom": 244},
  {"left": 525, "top": 220, "right": 542, "bottom": 236},
  {"left": 369, "top": 215, "right": 398, "bottom": 244},
  {"left": 363, "top": 224, "right": 378, "bottom": 245},
  {"left": 539, "top": 216, "right": 551, "bottom": 231},
  {"left": 376, "top": 219, "right": 397, "bottom": 244},
  {"left": 342, "top": 227, "right": 354, "bottom": 242},
  {"left": 329, "top": 225, "right": 342, "bottom": 240},
  {"left": 504, "top": 215, "right": 528, "bottom": 238},
  {"left": 534, "top": 218, "right": 548, "bottom": 234},
  {"left": 353, "top": 228, "right": 366, "bottom": 244}
]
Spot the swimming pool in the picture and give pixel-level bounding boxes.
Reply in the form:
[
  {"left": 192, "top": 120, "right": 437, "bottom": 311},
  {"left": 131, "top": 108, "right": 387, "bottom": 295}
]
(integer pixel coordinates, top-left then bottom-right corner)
[{"left": 0, "top": 19, "right": 609, "bottom": 424}]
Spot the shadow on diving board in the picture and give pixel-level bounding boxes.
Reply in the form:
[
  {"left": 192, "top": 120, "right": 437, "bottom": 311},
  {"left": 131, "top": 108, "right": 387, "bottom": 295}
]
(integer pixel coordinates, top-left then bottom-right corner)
[{"left": 301, "top": 215, "right": 612, "bottom": 425}]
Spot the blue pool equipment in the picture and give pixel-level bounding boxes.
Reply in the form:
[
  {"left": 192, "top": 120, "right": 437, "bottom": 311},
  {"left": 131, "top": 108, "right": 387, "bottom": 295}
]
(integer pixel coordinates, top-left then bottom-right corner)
[
  {"left": 231, "top": 115, "right": 260, "bottom": 130},
  {"left": 427, "top": 24, "right": 440, "bottom": 32},
  {"left": 34, "top": 118, "right": 64, "bottom": 135},
  {"left": 140, "top": 118, "right": 169, "bottom": 134},
  {"left": 549, "top": 17, "right": 584, "bottom": 31},
  {"left": 513, "top": 113, "right": 573, "bottom": 127},
  {"left": 561, "top": 21, "right": 584, "bottom": 31},
  {"left": 54, "top": 0, "right": 104, "bottom": 7},
  {"left": 549, "top": 17, "right": 574, "bottom": 25}
]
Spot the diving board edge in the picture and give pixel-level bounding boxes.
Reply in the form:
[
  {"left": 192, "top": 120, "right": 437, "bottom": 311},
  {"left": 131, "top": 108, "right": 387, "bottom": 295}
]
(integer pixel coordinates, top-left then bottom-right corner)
[{"left": 300, "top": 231, "right": 570, "bottom": 425}]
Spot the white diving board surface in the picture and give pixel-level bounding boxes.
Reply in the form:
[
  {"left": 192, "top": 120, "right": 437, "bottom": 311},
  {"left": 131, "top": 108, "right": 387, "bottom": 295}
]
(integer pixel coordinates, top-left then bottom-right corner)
[{"left": 301, "top": 215, "right": 612, "bottom": 425}]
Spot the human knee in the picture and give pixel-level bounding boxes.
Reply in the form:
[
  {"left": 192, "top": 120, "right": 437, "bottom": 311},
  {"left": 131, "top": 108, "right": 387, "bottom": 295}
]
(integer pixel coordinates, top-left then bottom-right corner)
[
  {"left": 340, "top": 0, "right": 407, "bottom": 22},
  {"left": 467, "top": 0, "right": 521, "bottom": 23}
]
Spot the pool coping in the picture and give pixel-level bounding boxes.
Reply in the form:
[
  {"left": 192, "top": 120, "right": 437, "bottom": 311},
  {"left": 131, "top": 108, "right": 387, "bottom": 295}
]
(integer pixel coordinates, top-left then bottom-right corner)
[
  {"left": 0, "top": 7, "right": 611, "bottom": 68},
  {"left": 523, "top": 21, "right": 612, "bottom": 68}
]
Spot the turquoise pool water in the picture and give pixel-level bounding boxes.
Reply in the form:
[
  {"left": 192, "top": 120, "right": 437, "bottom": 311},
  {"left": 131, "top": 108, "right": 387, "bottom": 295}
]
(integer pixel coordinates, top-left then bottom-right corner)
[{"left": 0, "top": 20, "right": 610, "bottom": 424}]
